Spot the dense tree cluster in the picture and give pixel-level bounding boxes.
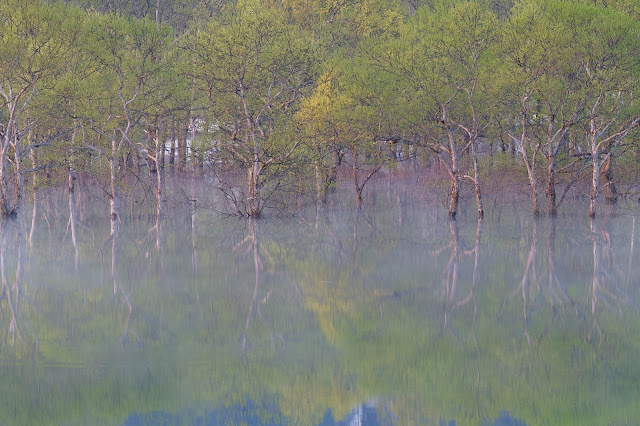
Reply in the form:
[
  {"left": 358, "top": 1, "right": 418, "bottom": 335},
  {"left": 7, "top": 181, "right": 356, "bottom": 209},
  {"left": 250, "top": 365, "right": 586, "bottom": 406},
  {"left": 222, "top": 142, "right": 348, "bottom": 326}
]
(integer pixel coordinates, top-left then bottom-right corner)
[{"left": 2, "top": 0, "right": 640, "bottom": 220}]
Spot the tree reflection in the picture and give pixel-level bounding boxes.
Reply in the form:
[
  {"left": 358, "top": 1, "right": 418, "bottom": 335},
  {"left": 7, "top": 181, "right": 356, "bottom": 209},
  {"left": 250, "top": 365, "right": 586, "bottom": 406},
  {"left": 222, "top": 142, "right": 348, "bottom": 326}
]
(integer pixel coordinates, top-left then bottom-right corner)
[
  {"left": 110, "top": 218, "right": 140, "bottom": 346},
  {"left": 439, "top": 217, "right": 483, "bottom": 333},
  {"left": 0, "top": 217, "right": 33, "bottom": 353},
  {"left": 233, "top": 219, "right": 284, "bottom": 354},
  {"left": 587, "top": 214, "right": 635, "bottom": 344}
]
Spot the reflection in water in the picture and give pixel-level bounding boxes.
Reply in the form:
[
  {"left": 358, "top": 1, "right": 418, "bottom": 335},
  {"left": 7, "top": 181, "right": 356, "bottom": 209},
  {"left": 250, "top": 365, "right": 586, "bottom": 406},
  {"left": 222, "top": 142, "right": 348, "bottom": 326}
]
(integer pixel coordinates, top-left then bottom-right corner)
[
  {"left": 239, "top": 219, "right": 261, "bottom": 353},
  {"left": 441, "top": 217, "right": 483, "bottom": 331},
  {"left": 1, "top": 193, "right": 640, "bottom": 424},
  {"left": 0, "top": 219, "right": 23, "bottom": 349},
  {"left": 588, "top": 214, "right": 636, "bottom": 344}
]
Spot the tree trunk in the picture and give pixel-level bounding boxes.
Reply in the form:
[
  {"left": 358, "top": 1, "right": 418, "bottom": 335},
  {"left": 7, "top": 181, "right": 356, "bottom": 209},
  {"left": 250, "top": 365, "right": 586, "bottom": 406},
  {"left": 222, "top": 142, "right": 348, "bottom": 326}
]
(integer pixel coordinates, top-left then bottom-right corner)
[
  {"left": 109, "top": 141, "right": 119, "bottom": 237},
  {"left": 247, "top": 161, "right": 261, "bottom": 217},
  {"left": 169, "top": 121, "right": 176, "bottom": 169},
  {"left": 352, "top": 153, "right": 363, "bottom": 210},
  {"left": 521, "top": 151, "right": 539, "bottom": 217},
  {"left": 601, "top": 156, "right": 617, "bottom": 204},
  {"left": 314, "top": 160, "right": 323, "bottom": 210},
  {"left": 29, "top": 149, "right": 38, "bottom": 245},
  {"left": 13, "top": 127, "right": 23, "bottom": 216},
  {"left": 449, "top": 173, "right": 460, "bottom": 219},
  {"left": 446, "top": 127, "right": 461, "bottom": 220},
  {"left": 178, "top": 119, "right": 188, "bottom": 172},
  {"left": 154, "top": 128, "right": 164, "bottom": 251},
  {"left": 590, "top": 152, "right": 600, "bottom": 218},
  {"left": 471, "top": 142, "right": 483, "bottom": 219},
  {"left": 547, "top": 159, "right": 556, "bottom": 216},
  {"left": 69, "top": 158, "right": 78, "bottom": 267},
  {"left": 0, "top": 125, "right": 12, "bottom": 217}
]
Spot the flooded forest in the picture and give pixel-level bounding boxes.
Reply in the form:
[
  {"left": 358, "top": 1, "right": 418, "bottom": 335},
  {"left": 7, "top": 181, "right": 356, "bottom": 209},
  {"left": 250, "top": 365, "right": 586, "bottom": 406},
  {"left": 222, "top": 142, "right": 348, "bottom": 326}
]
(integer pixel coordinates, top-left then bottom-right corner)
[{"left": 2, "top": 0, "right": 640, "bottom": 424}]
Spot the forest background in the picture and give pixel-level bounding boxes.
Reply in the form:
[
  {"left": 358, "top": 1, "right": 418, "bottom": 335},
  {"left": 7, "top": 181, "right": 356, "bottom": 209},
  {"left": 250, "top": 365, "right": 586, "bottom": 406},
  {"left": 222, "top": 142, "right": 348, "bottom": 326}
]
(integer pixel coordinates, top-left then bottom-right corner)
[{"left": 2, "top": 0, "right": 640, "bottom": 225}]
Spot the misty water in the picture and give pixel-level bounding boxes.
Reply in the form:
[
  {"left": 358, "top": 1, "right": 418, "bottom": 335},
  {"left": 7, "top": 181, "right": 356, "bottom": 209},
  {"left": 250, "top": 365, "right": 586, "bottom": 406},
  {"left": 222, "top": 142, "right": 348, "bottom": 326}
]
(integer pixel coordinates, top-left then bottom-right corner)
[{"left": 1, "top": 184, "right": 640, "bottom": 425}]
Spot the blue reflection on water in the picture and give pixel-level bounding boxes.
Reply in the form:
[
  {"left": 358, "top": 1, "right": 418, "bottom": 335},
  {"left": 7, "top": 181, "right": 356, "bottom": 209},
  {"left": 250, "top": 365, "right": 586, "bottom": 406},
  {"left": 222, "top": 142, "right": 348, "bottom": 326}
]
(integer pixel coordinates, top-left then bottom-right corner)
[
  {"left": 124, "top": 401, "right": 525, "bottom": 425},
  {"left": 483, "top": 411, "right": 526, "bottom": 426}
]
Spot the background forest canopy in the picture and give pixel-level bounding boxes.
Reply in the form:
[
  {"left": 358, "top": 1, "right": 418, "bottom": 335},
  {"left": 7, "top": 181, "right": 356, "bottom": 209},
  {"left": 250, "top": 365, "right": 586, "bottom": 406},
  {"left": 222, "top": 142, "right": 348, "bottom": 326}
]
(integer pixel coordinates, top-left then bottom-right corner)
[{"left": 2, "top": 0, "right": 640, "bottom": 220}]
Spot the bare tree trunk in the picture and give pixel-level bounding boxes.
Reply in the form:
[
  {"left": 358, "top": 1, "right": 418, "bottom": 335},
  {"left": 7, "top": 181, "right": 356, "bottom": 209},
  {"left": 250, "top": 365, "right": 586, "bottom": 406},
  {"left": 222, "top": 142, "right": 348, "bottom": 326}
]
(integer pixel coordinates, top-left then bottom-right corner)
[
  {"left": 449, "top": 173, "right": 460, "bottom": 219},
  {"left": 25, "top": 147, "right": 37, "bottom": 246},
  {"left": 601, "top": 156, "right": 617, "bottom": 204},
  {"left": 547, "top": 159, "right": 557, "bottom": 216},
  {"left": 446, "top": 127, "right": 460, "bottom": 219},
  {"left": 69, "top": 158, "right": 78, "bottom": 268},
  {"left": 154, "top": 128, "right": 164, "bottom": 251},
  {"left": 178, "top": 118, "right": 188, "bottom": 172},
  {"left": 590, "top": 152, "right": 600, "bottom": 218},
  {"left": 109, "top": 142, "right": 119, "bottom": 238},
  {"left": 315, "top": 160, "right": 323, "bottom": 211},
  {"left": 247, "top": 160, "right": 261, "bottom": 217},
  {"left": 353, "top": 156, "right": 363, "bottom": 210},
  {"left": 471, "top": 142, "right": 483, "bottom": 219},
  {"left": 0, "top": 117, "right": 12, "bottom": 216},
  {"left": 169, "top": 121, "right": 176, "bottom": 169},
  {"left": 13, "top": 127, "right": 23, "bottom": 216}
]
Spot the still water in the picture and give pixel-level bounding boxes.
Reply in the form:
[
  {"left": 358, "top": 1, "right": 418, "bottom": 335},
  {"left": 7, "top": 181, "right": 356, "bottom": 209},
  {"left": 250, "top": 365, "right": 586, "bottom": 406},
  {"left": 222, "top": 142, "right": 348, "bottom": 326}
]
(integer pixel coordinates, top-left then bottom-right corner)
[{"left": 0, "top": 189, "right": 639, "bottom": 425}]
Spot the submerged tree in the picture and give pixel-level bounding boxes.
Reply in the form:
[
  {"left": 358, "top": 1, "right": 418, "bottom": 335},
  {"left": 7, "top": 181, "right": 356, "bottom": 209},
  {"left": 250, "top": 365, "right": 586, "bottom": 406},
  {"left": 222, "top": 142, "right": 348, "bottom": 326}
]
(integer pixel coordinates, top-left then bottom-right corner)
[
  {"left": 187, "top": 0, "right": 316, "bottom": 216},
  {"left": 80, "top": 12, "right": 172, "bottom": 236},
  {"left": 0, "top": 0, "right": 75, "bottom": 217},
  {"left": 500, "top": 0, "right": 585, "bottom": 216},
  {"left": 573, "top": 5, "right": 640, "bottom": 217},
  {"left": 383, "top": 1, "right": 499, "bottom": 218}
]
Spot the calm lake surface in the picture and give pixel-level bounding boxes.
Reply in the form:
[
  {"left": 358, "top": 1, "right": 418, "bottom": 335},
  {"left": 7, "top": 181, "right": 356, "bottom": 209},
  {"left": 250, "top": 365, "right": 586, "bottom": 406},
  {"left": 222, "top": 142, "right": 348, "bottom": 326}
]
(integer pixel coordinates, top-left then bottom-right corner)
[{"left": 1, "top": 186, "right": 639, "bottom": 425}]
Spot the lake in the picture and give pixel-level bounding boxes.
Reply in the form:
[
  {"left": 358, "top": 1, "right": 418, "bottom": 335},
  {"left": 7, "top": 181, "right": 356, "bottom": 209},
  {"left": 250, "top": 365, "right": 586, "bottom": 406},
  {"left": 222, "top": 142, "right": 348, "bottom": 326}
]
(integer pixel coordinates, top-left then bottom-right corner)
[{"left": 0, "top": 184, "right": 639, "bottom": 425}]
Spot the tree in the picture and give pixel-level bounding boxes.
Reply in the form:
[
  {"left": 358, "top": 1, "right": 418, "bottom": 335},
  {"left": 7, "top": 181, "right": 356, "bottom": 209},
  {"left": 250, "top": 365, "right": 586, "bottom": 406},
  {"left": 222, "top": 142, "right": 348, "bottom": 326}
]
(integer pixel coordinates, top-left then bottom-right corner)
[
  {"left": 383, "top": 1, "right": 499, "bottom": 218},
  {"left": 500, "top": 0, "right": 585, "bottom": 216},
  {"left": 299, "top": 60, "right": 396, "bottom": 210},
  {"left": 79, "top": 12, "right": 172, "bottom": 236},
  {"left": 572, "top": 5, "right": 640, "bottom": 217},
  {"left": 187, "top": 0, "right": 316, "bottom": 217},
  {"left": 0, "top": 0, "right": 75, "bottom": 217}
]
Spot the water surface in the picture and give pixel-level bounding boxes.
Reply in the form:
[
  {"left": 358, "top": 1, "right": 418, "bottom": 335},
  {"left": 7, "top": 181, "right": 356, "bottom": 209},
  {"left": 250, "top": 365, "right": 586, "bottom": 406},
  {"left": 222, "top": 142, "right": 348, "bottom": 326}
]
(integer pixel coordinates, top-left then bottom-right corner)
[{"left": 1, "top": 190, "right": 639, "bottom": 425}]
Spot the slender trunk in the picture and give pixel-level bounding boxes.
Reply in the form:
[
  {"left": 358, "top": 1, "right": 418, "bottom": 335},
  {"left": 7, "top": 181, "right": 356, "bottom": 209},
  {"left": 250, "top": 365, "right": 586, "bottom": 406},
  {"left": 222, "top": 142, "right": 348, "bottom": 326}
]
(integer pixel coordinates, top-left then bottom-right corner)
[
  {"left": 447, "top": 128, "right": 460, "bottom": 219},
  {"left": 314, "top": 160, "right": 323, "bottom": 210},
  {"left": 247, "top": 162, "right": 261, "bottom": 217},
  {"left": 352, "top": 153, "right": 363, "bottom": 210},
  {"left": 28, "top": 149, "right": 37, "bottom": 245},
  {"left": 0, "top": 145, "right": 8, "bottom": 215},
  {"left": 154, "top": 128, "right": 164, "bottom": 251},
  {"left": 0, "top": 114, "right": 13, "bottom": 216},
  {"left": 590, "top": 152, "right": 600, "bottom": 218},
  {"left": 169, "top": 122, "right": 176, "bottom": 169},
  {"left": 197, "top": 147, "right": 204, "bottom": 173},
  {"left": 178, "top": 118, "right": 188, "bottom": 172},
  {"left": 69, "top": 159, "right": 78, "bottom": 267},
  {"left": 601, "top": 156, "right": 617, "bottom": 204},
  {"left": 449, "top": 174, "right": 460, "bottom": 219},
  {"left": 547, "top": 159, "right": 556, "bottom": 216},
  {"left": 109, "top": 141, "right": 119, "bottom": 237},
  {"left": 471, "top": 142, "right": 483, "bottom": 219},
  {"left": 13, "top": 125, "right": 23, "bottom": 215}
]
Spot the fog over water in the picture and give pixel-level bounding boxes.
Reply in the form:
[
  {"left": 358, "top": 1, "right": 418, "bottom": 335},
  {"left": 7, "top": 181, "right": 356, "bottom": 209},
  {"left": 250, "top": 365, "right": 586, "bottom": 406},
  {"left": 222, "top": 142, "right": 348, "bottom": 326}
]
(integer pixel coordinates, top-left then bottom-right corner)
[{"left": 1, "top": 183, "right": 639, "bottom": 425}]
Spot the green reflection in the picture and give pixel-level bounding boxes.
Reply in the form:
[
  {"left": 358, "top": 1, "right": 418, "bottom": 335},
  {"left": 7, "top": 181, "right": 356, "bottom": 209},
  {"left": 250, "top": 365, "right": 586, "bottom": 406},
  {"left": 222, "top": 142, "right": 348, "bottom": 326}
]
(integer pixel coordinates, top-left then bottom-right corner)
[{"left": 1, "top": 195, "right": 639, "bottom": 425}]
